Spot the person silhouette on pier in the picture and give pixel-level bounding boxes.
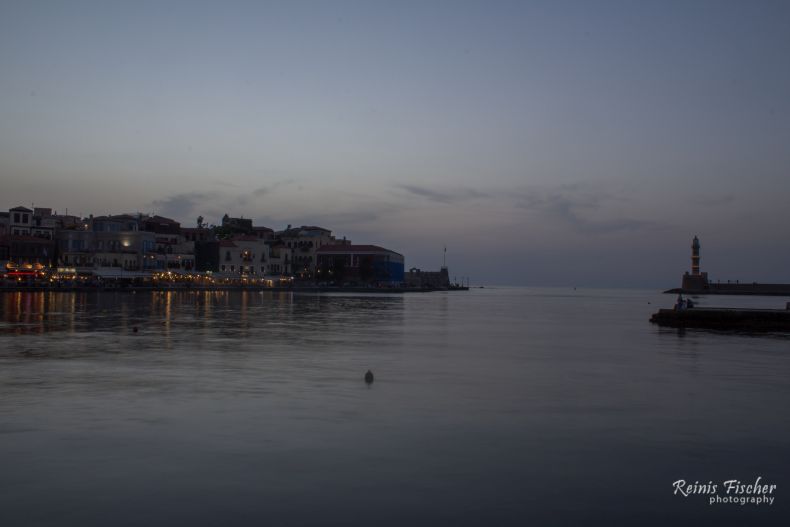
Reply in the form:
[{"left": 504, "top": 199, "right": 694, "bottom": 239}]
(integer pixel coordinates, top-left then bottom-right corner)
[{"left": 675, "top": 294, "right": 685, "bottom": 311}]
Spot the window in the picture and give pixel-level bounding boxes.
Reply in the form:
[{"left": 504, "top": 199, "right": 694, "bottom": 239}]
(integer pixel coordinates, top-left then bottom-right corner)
[
  {"left": 13, "top": 213, "right": 20, "bottom": 223},
  {"left": 22, "top": 214, "right": 29, "bottom": 223},
  {"left": 230, "top": 265, "right": 235, "bottom": 271},
  {"left": 221, "top": 265, "right": 226, "bottom": 271},
  {"left": 261, "top": 266, "right": 265, "bottom": 272},
  {"left": 225, "top": 251, "right": 231, "bottom": 261}
]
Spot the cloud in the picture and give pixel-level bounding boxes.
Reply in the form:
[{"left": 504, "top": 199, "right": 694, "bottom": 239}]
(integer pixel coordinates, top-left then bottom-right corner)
[
  {"left": 517, "top": 183, "right": 663, "bottom": 235},
  {"left": 395, "top": 184, "right": 488, "bottom": 204},
  {"left": 301, "top": 210, "right": 383, "bottom": 227},
  {"left": 150, "top": 192, "right": 217, "bottom": 221},
  {"left": 252, "top": 178, "right": 295, "bottom": 197},
  {"left": 691, "top": 194, "right": 736, "bottom": 207}
]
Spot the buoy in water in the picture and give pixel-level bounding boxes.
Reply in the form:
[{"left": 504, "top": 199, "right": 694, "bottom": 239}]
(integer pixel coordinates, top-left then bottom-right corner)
[
  {"left": 132, "top": 327, "right": 138, "bottom": 333},
  {"left": 364, "top": 370, "right": 374, "bottom": 384}
]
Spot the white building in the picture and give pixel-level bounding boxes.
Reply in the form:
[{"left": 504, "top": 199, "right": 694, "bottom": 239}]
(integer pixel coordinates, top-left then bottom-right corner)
[
  {"left": 213, "top": 236, "right": 289, "bottom": 280},
  {"left": 276, "top": 225, "right": 348, "bottom": 278}
]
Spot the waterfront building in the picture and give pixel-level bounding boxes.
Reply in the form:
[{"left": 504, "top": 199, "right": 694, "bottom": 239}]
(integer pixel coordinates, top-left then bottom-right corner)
[
  {"left": 252, "top": 226, "right": 274, "bottom": 240},
  {"left": 405, "top": 267, "right": 451, "bottom": 289},
  {"left": 90, "top": 214, "right": 157, "bottom": 273},
  {"left": 217, "top": 236, "right": 265, "bottom": 277},
  {"left": 0, "top": 213, "right": 9, "bottom": 266},
  {"left": 195, "top": 235, "right": 288, "bottom": 281},
  {"left": 316, "top": 244, "right": 404, "bottom": 285},
  {"left": 142, "top": 215, "right": 194, "bottom": 271},
  {"left": 181, "top": 227, "right": 212, "bottom": 243},
  {"left": 221, "top": 214, "right": 253, "bottom": 234},
  {"left": 8, "top": 206, "right": 33, "bottom": 236},
  {"left": 4, "top": 206, "right": 57, "bottom": 269},
  {"left": 2, "top": 204, "right": 403, "bottom": 287},
  {"left": 264, "top": 239, "right": 288, "bottom": 275},
  {"left": 57, "top": 229, "right": 95, "bottom": 270},
  {"left": 277, "top": 225, "right": 345, "bottom": 278}
]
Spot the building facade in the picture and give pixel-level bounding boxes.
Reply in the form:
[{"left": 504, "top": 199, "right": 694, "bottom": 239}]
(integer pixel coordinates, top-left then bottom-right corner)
[
  {"left": 196, "top": 236, "right": 288, "bottom": 279},
  {"left": 316, "top": 245, "right": 404, "bottom": 285},
  {"left": 277, "top": 225, "right": 347, "bottom": 278},
  {"left": 405, "top": 267, "right": 451, "bottom": 289}
]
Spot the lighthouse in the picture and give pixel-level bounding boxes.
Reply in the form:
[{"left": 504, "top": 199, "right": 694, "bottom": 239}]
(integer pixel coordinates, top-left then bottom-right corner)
[
  {"left": 681, "top": 235, "right": 709, "bottom": 290},
  {"left": 691, "top": 235, "right": 701, "bottom": 275}
]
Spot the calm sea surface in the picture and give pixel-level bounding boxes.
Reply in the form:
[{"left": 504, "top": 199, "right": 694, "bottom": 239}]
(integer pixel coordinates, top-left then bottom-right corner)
[{"left": 1, "top": 288, "right": 789, "bottom": 526}]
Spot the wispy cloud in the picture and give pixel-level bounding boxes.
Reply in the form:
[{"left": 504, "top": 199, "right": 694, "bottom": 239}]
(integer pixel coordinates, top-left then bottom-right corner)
[
  {"left": 252, "top": 178, "right": 295, "bottom": 197},
  {"left": 691, "top": 194, "right": 736, "bottom": 207},
  {"left": 517, "top": 182, "right": 663, "bottom": 235},
  {"left": 395, "top": 184, "right": 488, "bottom": 204}
]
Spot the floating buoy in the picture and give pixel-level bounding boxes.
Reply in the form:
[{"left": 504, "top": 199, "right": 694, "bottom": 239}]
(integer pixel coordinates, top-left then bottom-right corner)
[
  {"left": 364, "top": 370, "right": 374, "bottom": 384},
  {"left": 132, "top": 327, "right": 138, "bottom": 333}
]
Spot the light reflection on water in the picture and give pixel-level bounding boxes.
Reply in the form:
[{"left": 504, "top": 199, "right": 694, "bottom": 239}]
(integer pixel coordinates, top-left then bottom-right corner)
[{"left": 1, "top": 288, "right": 789, "bottom": 526}]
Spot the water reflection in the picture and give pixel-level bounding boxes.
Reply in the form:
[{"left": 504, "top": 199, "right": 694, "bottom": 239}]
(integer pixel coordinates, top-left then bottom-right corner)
[{"left": 0, "top": 291, "right": 406, "bottom": 348}]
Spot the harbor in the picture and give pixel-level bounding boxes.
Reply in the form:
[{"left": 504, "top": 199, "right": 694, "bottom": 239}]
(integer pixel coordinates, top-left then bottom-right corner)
[
  {"left": 664, "top": 236, "right": 790, "bottom": 296},
  {"left": 653, "top": 236, "right": 790, "bottom": 331},
  {"left": 1, "top": 208, "right": 470, "bottom": 293}
]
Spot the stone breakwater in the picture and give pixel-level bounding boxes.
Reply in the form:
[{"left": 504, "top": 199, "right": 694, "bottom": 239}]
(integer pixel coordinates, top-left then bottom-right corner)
[{"left": 650, "top": 307, "right": 790, "bottom": 331}]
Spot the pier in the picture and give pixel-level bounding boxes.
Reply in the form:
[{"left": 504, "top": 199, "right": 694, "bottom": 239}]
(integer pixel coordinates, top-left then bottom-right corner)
[
  {"left": 665, "top": 236, "right": 790, "bottom": 296},
  {"left": 650, "top": 306, "right": 790, "bottom": 331}
]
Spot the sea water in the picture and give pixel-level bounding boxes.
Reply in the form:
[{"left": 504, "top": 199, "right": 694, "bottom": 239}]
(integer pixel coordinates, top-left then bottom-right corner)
[{"left": 1, "top": 288, "right": 788, "bottom": 526}]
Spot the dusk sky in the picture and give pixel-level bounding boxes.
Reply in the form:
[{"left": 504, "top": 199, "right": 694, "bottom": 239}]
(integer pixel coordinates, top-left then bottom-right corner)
[{"left": 1, "top": 1, "right": 789, "bottom": 286}]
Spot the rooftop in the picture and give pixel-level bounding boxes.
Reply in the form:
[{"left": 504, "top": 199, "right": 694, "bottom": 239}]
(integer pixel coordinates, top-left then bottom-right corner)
[
  {"left": 317, "top": 244, "right": 402, "bottom": 256},
  {"left": 92, "top": 214, "right": 139, "bottom": 222},
  {"left": 278, "top": 225, "right": 332, "bottom": 237},
  {"left": 146, "top": 215, "right": 180, "bottom": 225}
]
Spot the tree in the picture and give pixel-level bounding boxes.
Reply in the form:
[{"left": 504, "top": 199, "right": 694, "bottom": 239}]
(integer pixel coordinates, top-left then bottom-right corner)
[{"left": 196, "top": 215, "right": 204, "bottom": 229}]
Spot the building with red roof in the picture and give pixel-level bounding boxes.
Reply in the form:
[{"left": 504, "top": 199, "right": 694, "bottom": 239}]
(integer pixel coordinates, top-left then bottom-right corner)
[{"left": 316, "top": 244, "right": 404, "bottom": 284}]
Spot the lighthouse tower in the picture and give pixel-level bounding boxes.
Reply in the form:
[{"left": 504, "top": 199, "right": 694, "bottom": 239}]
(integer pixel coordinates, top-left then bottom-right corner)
[
  {"left": 681, "top": 235, "right": 708, "bottom": 290},
  {"left": 691, "top": 235, "right": 701, "bottom": 275}
]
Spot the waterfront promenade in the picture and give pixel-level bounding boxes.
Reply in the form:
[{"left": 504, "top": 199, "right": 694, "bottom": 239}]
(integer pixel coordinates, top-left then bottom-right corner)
[{"left": 0, "top": 283, "right": 468, "bottom": 294}]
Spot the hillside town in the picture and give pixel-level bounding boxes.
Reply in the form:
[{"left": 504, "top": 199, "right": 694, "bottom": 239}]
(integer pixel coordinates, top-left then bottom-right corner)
[{"left": 0, "top": 204, "right": 449, "bottom": 289}]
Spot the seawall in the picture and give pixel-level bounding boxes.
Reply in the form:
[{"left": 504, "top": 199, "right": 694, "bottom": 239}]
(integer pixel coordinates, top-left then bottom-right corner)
[
  {"left": 665, "top": 283, "right": 790, "bottom": 296},
  {"left": 650, "top": 307, "right": 790, "bottom": 331}
]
